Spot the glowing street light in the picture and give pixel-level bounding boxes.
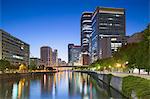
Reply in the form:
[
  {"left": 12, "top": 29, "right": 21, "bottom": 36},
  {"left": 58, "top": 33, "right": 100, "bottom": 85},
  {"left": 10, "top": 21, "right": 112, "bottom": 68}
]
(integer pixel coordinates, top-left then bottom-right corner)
[
  {"left": 116, "top": 63, "right": 121, "bottom": 68},
  {"left": 108, "top": 65, "right": 111, "bottom": 68}
]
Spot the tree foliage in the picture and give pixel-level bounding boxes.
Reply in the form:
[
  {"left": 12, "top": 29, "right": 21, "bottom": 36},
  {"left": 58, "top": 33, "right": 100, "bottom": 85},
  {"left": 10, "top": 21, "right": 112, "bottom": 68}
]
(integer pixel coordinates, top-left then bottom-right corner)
[
  {"left": 19, "top": 64, "right": 27, "bottom": 71},
  {"left": 29, "top": 61, "right": 37, "bottom": 70},
  {"left": 0, "top": 59, "right": 10, "bottom": 72}
]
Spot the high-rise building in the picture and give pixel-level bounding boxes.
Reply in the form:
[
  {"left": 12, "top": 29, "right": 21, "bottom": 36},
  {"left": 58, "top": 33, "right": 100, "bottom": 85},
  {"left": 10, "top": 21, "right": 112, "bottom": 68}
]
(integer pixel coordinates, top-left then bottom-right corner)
[
  {"left": 90, "top": 7, "right": 126, "bottom": 63},
  {"left": 52, "top": 49, "right": 58, "bottom": 66},
  {"left": 40, "top": 46, "right": 52, "bottom": 67},
  {"left": 0, "top": 29, "right": 30, "bottom": 66},
  {"left": 68, "top": 44, "right": 81, "bottom": 66},
  {"left": 80, "top": 12, "right": 93, "bottom": 65}
]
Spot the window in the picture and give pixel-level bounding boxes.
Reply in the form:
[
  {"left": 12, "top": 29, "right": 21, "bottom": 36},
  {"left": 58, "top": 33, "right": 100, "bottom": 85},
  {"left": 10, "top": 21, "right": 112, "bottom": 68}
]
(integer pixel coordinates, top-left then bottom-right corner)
[
  {"left": 115, "top": 24, "right": 120, "bottom": 26},
  {"left": 111, "top": 38, "right": 117, "bottom": 41},
  {"left": 115, "top": 14, "right": 120, "bottom": 17},
  {"left": 99, "top": 23, "right": 108, "bottom": 25},
  {"left": 108, "top": 18, "right": 113, "bottom": 20},
  {"left": 99, "top": 27, "right": 108, "bottom": 29}
]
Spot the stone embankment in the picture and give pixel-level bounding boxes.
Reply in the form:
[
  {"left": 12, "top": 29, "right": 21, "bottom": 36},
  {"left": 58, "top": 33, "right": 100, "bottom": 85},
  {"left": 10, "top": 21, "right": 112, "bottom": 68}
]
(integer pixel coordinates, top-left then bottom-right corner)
[
  {"left": 0, "top": 71, "right": 57, "bottom": 79},
  {"left": 74, "top": 70, "right": 127, "bottom": 98}
]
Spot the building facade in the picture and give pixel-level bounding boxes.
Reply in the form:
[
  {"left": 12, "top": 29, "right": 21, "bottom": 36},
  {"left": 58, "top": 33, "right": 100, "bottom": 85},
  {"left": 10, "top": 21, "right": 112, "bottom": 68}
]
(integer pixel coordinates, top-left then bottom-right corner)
[
  {"left": 90, "top": 7, "right": 126, "bottom": 63},
  {"left": 80, "top": 12, "right": 93, "bottom": 65},
  {"left": 40, "top": 46, "right": 52, "bottom": 67},
  {"left": 68, "top": 44, "right": 81, "bottom": 66},
  {"left": 52, "top": 49, "right": 58, "bottom": 66},
  {"left": 0, "top": 29, "right": 30, "bottom": 66}
]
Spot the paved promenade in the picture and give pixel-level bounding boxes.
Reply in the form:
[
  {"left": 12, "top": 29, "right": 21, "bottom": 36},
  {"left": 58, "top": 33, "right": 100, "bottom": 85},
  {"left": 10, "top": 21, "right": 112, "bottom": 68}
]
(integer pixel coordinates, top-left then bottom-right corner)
[
  {"left": 96, "top": 71, "right": 150, "bottom": 80},
  {"left": 111, "top": 72, "right": 150, "bottom": 80}
]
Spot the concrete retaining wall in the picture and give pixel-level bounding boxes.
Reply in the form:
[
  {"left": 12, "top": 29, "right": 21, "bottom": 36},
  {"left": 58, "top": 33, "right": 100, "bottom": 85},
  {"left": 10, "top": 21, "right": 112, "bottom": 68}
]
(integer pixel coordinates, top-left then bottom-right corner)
[
  {"left": 110, "top": 76, "right": 122, "bottom": 92},
  {"left": 0, "top": 72, "right": 56, "bottom": 79},
  {"left": 75, "top": 71, "right": 123, "bottom": 95}
]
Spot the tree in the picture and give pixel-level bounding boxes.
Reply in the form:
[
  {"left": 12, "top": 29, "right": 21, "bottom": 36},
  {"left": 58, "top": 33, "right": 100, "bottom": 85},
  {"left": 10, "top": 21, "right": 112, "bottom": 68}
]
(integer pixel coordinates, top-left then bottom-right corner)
[
  {"left": 0, "top": 59, "right": 10, "bottom": 73},
  {"left": 141, "top": 26, "right": 150, "bottom": 74},
  {"left": 19, "top": 64, "right": 27, "bottom": 72},
  {"left": 29, "top": 62, "right": 37, "bottom": 70}
]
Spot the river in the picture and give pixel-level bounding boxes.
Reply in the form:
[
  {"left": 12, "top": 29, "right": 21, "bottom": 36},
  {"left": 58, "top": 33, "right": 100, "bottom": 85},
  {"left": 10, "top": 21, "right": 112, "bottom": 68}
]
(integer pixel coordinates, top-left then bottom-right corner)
[{"left": 0, "top": 71, "right": 126, "bottom": 99}]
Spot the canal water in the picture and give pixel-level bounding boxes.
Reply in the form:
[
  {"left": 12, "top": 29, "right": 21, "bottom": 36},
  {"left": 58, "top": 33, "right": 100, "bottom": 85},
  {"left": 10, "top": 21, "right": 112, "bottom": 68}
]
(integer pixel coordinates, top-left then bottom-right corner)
[{"left": 0, "top": 71, "right": 126, "bottom": 99}]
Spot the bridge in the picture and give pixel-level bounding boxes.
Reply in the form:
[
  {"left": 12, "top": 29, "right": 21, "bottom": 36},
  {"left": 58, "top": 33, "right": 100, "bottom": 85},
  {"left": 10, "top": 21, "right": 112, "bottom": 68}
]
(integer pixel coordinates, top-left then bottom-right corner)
[
  {"left": 55, "top": 66, "right": 81, "bottom": 68},
  {"left": 46, "top": 65, "right": 88, "bottom": 71}
]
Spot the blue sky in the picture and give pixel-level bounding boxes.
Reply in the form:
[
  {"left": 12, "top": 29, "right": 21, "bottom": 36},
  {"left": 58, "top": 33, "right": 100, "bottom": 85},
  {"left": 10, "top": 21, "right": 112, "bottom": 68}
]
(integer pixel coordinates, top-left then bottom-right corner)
[{"left": 1, "top": 0, "right": 149, "bottom": 62}]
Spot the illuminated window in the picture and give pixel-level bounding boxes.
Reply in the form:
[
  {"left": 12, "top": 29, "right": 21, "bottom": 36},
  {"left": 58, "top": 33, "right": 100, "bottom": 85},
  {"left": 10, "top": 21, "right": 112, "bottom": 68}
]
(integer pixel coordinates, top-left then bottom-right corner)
[
  {"left": 115, "top": 14, "right": 120, "bottom": 17},
  {"left": 111, "top": 38, "right": 117, "bottom": 41},
  {"left": 108, "top": 18, "right": 113, "bottom": 20},
  {"left": 115, "top": 24, "right": 120, "bottom": 26},
  {"left": 99, "top": 23, "right": 108, "bottom": 25},
  {"left": 99, "top": 27, "right": 108, "bottom": 29}
]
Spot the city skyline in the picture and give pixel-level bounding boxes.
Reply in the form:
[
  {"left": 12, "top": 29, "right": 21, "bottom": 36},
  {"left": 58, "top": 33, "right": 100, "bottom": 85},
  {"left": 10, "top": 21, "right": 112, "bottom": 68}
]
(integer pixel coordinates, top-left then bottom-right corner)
[{"left": 1, "top": 0, "right": 149, "bottom": 62}]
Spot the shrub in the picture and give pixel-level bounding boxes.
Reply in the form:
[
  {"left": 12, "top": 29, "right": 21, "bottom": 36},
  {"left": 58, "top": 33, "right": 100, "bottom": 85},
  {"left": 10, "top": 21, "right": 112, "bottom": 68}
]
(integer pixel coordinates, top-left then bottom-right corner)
[{"left": 122, "top": 76, "right": 150, "bottom": 98}]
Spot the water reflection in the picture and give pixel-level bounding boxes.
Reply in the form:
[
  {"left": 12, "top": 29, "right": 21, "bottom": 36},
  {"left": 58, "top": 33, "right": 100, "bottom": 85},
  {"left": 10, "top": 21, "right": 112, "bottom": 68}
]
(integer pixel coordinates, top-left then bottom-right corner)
[{"left": 0, "top": 72, "right": 126, "bottom": 99}]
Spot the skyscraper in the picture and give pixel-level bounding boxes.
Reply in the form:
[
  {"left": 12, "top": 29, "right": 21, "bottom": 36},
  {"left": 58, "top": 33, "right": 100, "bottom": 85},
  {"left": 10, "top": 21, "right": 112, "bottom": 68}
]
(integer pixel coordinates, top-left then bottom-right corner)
[
  {"left": 80, "top": 12, "right": 93, "bottom": 65},
  {"left": 0, "top": 29, "right": 30, "bottom": 67},
  {"left": 90, "top": 7, "right": 126, "bottom": 63},
  {"left": 68, "top": 44, "right": 81, "bottom": 66},
  {"left": 52, "top": 49, "right": 58, "bottom": 66},
  {"left": 40, "top": 46, "right": 52, "bottom": 67}
]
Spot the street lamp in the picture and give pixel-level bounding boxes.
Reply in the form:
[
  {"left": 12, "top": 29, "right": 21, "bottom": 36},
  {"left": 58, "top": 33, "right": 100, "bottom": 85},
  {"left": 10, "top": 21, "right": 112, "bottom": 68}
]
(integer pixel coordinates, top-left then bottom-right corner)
[{"left": 116, "top": 63, "right": 121, "bottom": 68}]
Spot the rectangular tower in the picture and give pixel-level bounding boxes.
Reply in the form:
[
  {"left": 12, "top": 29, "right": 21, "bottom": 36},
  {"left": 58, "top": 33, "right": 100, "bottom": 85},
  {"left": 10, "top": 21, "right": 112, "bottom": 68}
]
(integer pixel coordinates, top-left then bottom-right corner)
[
  {"left": 91, "top": 7, "right": 126, "bottom": 63},
  {"left": 68, "top": 44, "right": 81, "bottom": 66}
]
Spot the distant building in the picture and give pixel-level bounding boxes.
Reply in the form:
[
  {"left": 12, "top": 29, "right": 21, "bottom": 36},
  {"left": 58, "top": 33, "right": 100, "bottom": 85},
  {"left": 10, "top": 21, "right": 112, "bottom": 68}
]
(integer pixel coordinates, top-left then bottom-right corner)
[
  {"left": 61, "top": 61, "right": 67, "bottom": 66},
  {"left": 80, "top": 12, "right": 93, "bottom": 65},
  {"left": 52, "top": 49, "right": 58, "bottom": 66},
  {"left": 126, "top": 25, "right": 150, "bottom": 44},
  {"left": 90, "top": 7, "right": 126, "bottom": 63},
  {"left": 68, "top": 44, "right": 81, "bottom": 66},
  {"left": 58, "top": 58, "right": 62, "bottom": 66},
  {"left": 40, "top": 46, "right": 52, "bottom": 67},
  {"left": 127, "top": 32, "right": 143, "bottom": 44},
  {"left": 58, "top": 58, "right": 67, "bottom": 66},
  {"left": 0, "top": 29, "right": 30, "bottom": 66}
]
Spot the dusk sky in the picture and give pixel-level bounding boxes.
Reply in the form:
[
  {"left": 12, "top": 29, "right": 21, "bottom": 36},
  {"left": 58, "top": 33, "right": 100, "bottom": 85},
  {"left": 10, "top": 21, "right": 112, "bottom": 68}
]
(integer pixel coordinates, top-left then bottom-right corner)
[{"left": 1, "top": 0, "right": 149, "bottom": 62}]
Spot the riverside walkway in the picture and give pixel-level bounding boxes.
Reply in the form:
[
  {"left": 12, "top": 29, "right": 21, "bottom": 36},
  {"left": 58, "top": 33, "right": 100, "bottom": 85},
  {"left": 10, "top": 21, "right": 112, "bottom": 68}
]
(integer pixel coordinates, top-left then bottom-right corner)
[{"left": 95, "top": 71, "right": 150, "bottom": 80}]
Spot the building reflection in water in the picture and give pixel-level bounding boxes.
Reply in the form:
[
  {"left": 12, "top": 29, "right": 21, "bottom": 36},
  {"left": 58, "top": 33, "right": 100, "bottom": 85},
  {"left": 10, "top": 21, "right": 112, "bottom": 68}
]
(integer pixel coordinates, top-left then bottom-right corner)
[
  {"left": 68, "top": 72, "right": 92, "bottom": 99},
  {"left": 0, "top": 79, "right": 13, "bottom": 98},
  {"left": 12, "top": 78, "right": 30, "bottom": 99},
  {"left": 41, "top": 74, "right": 54, "bottom": 98},
  {"left": 67, "top": 72, "right": 123, "bottom": 99},
  {"left": 0, "top": 72, "right": 126, "bottom": 99}
]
